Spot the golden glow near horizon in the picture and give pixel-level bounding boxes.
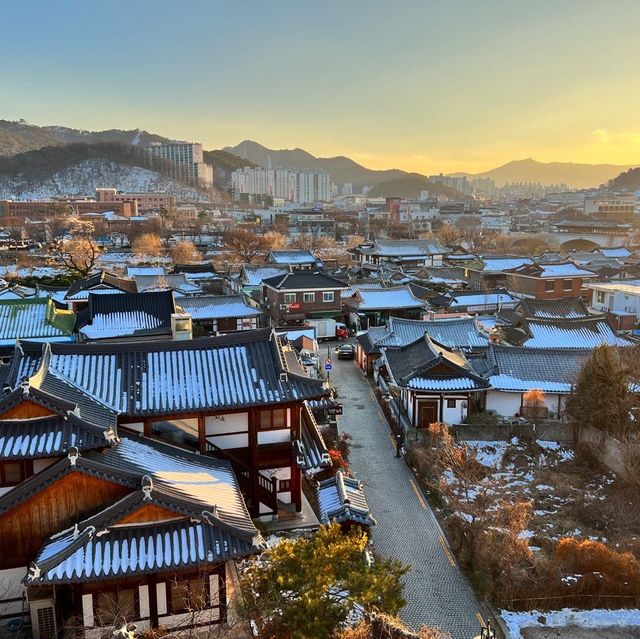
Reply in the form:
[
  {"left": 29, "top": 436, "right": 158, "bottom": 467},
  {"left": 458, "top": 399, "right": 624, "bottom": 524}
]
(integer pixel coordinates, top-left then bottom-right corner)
[{"left": 2, "top": 1, "right": 640, "bottom": 175}]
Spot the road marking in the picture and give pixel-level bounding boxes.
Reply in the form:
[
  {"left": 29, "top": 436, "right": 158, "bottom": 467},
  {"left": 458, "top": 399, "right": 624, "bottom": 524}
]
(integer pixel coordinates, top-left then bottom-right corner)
[
  {"left": 476, "top": 612, "right": 486, "bottom": 628},
  {"left": 439, "top": 536, "right": 457, "bottom": 567},
  {"left": 409, "top": 479, "right": 427, "bottom": 510}
]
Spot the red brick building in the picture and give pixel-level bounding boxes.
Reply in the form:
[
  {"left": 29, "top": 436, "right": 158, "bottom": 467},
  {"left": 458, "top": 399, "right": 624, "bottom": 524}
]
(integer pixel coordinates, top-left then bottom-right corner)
[
  {"left": 506, "top": 262, "right": 598, "bottom": 300},
  {"left": 262, "top": 271, "right": 347, "bottom": 325}
]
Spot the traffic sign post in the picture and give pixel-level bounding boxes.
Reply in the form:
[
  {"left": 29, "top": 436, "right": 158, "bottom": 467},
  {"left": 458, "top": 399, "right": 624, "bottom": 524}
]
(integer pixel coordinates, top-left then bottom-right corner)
[{"left": 324, "top": 358, "right": 332, "bottom": 382}]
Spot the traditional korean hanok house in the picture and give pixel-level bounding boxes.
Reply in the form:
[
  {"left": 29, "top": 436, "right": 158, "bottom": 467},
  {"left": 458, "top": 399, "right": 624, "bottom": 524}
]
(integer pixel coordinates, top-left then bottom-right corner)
[
  {"left": 376, "top": 334, "right": 489, "bottom": 428},
  {"left": 344, "top": 286, "right": 426, "bottom": 330},
  {"left": 176, "top": 295, "right": 263, "bottom": 335},
  {"left": 77, "top": 291, "right": 177, "bottom": 343},
  {"left": 484, "top": 346, "right": 591, "bottom": 419},
  {"left": 500, "top": 315, "right": 633, "bottom": 349},
  {"left": 267, "top": 250, "right": 321, "bottom": 270},
  {"left": 356, "top": 316, "right": 488, "bottom": 375},
  {"left": 6, "top": 328, "right": 330, "bottom": 520},
  {"left": 0, "top": 377, "right": 263, "bottom": 636},
  {"left": 349, "top": 239, "right": 448, "bottom": 270},
  {"left": 428, "top": 288, "right": 518, "bottom": 316},
  {"left": 172, "top": 264, "right": 225, "bottom": 294},
  {"left": 63, "top": 271, "right": 138, "bottom": 312},
  {"left": 461, "top": 256, "right": 532, "bottom": 290},
  {"left": 134, "top": 274, "right": 203, "bottom": 298}
]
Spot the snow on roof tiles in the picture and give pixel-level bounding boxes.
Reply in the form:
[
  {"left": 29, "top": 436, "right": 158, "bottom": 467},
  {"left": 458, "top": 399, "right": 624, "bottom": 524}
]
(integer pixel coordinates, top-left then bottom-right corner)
[
  {"left": 521, "top": 318, "right": 632, "bottom": 349},
  {"left": 316, "top": 470, "right": 376, "bottom": 526},
  {"left": 351, "top": 287, "right": 425, "bottom": 310},
  {"left": 0, "top": 298, "right": 74, "bottom": 345},
  {"left": 376, "top": 317, "right": 488, "bottom": 349},
  {"left": 178, "top": 295, "right": 261, "bottom": 319},
  {"left": 536, "top": 263, "right": 596, "bottom": 278},
  {"left": 477, "top": 257, "right": 532, "bottom": 272},
  {"left": 16, "top": 330, "right": 326, "bottom": 415},
  {"left": 407, "top": 377, "right": 485, "bottom": 391}
]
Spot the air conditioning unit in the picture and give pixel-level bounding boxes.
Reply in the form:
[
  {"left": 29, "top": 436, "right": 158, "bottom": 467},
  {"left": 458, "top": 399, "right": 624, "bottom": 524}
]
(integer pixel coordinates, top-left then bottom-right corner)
[{"left": 30, "top": 599, "right": 57, "bottom": 639}]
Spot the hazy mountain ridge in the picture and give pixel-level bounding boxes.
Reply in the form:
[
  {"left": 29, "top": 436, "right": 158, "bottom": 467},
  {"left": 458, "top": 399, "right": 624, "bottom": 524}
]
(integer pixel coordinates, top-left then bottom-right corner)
[
  {"left": 225, "top": 141, "right": 637, "bottom": 190},
  {"left": 1, "top": 121, "right": 636, "bottom": 192},
  {"left": 453, "top": 158, "right": 638, "bottom": 189},
  {"left": 607, "top": 167, "right": 640, "bottom": 191},
  {"left": 224, "top": 140, "right": 408, "bottom": 188},
  {"left": 365, "top": 175, "right": 463, "bottom": 199}
]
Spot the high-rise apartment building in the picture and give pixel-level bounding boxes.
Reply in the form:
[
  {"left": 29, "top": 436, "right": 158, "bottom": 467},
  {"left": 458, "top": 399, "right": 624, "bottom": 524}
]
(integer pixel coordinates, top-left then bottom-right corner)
[
  {"left": 145, "top": 142, "right": 214, "bottom": 187},
  {"left": 231, "top": 167, "right": 331, "bottom": 203}
]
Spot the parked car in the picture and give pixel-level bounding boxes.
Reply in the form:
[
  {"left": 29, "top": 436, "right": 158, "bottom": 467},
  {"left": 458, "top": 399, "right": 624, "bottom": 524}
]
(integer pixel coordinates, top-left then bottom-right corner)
[{"left": 337, "top": 343, "right": 355, "bottom": 360}]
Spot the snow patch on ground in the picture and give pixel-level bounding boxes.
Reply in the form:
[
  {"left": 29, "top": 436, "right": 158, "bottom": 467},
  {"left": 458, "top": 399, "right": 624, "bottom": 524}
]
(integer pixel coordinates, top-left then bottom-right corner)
[
  {"left": 0, "top": 158, "right": 212, "bottom": 201},
  {"left": 501, "top": 608, "right": 640, "bottom": 639}
]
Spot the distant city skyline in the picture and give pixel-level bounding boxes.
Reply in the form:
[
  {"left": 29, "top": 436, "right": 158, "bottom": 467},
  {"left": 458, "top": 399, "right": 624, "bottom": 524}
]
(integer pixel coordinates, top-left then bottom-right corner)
[{"left": 2, "top": 0, "right": 640, "bottom": 174}]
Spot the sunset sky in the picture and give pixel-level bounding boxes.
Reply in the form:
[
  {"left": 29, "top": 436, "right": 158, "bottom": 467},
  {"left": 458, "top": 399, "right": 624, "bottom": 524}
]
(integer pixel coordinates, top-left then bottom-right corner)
[{"left": 2, "top": 0, "right": 639, "bottom": 173}]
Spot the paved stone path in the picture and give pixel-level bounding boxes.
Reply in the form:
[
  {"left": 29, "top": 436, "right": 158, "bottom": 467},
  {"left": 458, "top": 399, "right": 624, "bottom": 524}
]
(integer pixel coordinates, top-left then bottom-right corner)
[{"left": 331, "top": 355, "right": 482, "bottom": 639}]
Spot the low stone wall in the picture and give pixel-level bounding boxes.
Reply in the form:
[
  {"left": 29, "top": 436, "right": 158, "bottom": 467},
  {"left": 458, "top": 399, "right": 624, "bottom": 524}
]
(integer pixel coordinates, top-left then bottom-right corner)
[
  {"left": 453, "top": 421, "right": 573, "bottom": 443},
  {"left": 577, "top": 424, "right": 626, "bottom": 474}
]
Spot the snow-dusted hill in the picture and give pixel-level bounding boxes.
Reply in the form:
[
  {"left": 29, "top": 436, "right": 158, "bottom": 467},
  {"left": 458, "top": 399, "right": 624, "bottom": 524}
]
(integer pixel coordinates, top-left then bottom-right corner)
[{"left": 0, "top": 159, "right": 212, "bottom": 202}]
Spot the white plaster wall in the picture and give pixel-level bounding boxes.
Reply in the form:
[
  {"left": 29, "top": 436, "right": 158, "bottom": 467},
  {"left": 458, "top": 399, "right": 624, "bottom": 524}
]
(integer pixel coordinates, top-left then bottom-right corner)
[
  {"left": 443, "top": 400, "right": 467, "bottom": 425},
  {"left": 205, "top": 412, "right": 248, "bottom": 435},
  {"left": 208, "top": 433, "right": 249, "bottom": 449},
  {"left": 486, "top": 391, "right": 522, "bottom": 417},
  {"left": 258, "top": 429, "right": 290, "bottom": 445}
]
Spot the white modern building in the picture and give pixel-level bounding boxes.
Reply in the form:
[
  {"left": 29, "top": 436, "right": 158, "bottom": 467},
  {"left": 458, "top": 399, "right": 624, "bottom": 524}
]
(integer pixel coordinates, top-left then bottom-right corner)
[
  {"left": 146, "top": 142, "right": 214, "bottom": 187},
  {"left": 231, "top": 167, "right": 331, "bottom": 203},
  {"left": 589, "top": 280, "right": 640, "bottom": 318}
]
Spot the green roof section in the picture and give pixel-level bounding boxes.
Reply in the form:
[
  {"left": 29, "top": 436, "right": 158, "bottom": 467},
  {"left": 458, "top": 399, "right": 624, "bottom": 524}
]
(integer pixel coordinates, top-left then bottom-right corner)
[{"left": 0, "top": 297, "right": 74, "bottom": 345}]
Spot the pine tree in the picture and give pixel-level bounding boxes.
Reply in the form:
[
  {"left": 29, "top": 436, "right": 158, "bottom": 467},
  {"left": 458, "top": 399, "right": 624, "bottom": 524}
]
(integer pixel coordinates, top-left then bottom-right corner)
[
  {"left": 238, "top": 524, "right": 408, "bottom": 639},
  {"left": 565, "top": 345, "right": 631, "bottom": 438}
]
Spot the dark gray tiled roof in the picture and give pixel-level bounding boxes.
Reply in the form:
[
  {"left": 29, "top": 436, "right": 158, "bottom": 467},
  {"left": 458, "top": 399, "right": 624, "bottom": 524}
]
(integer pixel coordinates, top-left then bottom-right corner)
[
  {"left": 177, "top": 295, "right": 261, "bottom": 319},
  {"left": 262, "top": 271, "right": 347, "bottom": 290},
  {"left": 382, "top": 336, "right": 489, "bottom": 391},
  {"left": 0, "top": 414, "right": 109, "bottom": 460},
  {"left": 316, "top": 471, "right": 376, "bottom": 527},
  {"left": 9, "top": 329, "right": 327, "bottom": 416},
  {"left": 65, "top": 271, "right": 137, "bottom": 299},
  {"left": 28, "top": 518, "right": 257, "bottom": 585},
  {"left": 81, "top": 290, "right": 176, "bottom": 339},
  {"left": 518, "top": 297, "right": 590, "bottom": 319},
  {"left": 488, "top": 345, "right": 591, "bottom": 392},
  {"left": 377, "top": 317, "right": 488, "bottom": 350}
]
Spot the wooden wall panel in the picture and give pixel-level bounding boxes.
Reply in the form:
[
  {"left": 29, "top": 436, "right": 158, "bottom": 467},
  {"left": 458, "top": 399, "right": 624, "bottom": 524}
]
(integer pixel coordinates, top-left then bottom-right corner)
[
  {"left": 117, "top": 504, "right": 182, "bottom": 525},
  {"left": 0, "top": 401, "right": 55, "bottom": 420},
  {"left": 0, "top": 472, "right": 129, "bottom": 570}
]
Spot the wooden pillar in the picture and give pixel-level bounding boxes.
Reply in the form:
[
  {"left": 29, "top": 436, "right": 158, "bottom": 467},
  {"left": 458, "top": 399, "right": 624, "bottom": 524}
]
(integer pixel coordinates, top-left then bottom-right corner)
[
  {"left": 219, "top": 564, "right": 228, "bottom": 624},
  {"left": 292, "top": 404, "right": 303, "bottom": 513},
  {"left": 143, "top": 417, "right": 151, "bottom": 437},
  {"left": 249, "top": 408, "right": 259, "bottom": 517},
  {"left": 439, "top": 396, "right": 444, "bottom": 422},
  {"left": 198, "top": 413, "right": 206, "bottom": 454},
  {"left": 148, "top": 575, "right": 159, "bottom": 629}
]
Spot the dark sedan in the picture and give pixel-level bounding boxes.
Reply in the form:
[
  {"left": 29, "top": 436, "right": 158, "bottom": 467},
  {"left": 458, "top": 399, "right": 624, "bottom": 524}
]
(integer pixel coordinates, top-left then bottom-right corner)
[{"left": 337, "top": 343, "right": 356, "bottom": 360}]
